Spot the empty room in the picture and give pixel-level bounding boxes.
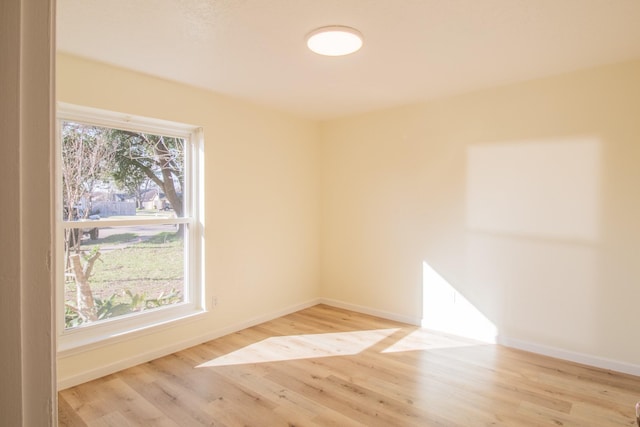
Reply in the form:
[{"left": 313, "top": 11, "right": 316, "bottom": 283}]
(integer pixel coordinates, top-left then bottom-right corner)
[{"left": 3, "top": 0, "right": 640, "bottom": 425}]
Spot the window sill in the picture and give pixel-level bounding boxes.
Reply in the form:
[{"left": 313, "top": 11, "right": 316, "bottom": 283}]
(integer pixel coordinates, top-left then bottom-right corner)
[{"left": 57, "top": 305, "right": 206, "bottom": 358}]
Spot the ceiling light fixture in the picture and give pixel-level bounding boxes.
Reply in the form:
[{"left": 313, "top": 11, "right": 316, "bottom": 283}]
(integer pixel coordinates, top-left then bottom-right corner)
[{"left": 306, "top": 25, "right": 363, "bottom": 56}]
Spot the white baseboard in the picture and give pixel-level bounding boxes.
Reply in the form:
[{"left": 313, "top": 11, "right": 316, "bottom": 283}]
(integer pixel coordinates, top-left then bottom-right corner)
[
  {"left": 57, "top": 298, "right": 321, "bottom": 390},
  {"left": 498, "top": 336, "right": 640, "bottom": 377},
  {"left": 318, "top": 297, "right": 422, "bottom": 326}
]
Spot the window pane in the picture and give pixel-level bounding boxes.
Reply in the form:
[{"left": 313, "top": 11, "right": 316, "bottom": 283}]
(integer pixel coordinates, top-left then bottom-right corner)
[
  {"left": 63, "top": 223, "right": 186, "bottom": 329},
  {"left": 61, "top": 121, "right": 186, "bottom": 222}
]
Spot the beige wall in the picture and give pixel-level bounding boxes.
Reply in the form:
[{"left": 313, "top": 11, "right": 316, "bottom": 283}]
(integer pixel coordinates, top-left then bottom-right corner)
[
  {"left": 56, "top": 54, "right": 321, "bottom": 385},
  {"left": 320, "top": 59, "right": 640, "bottom": 368}
]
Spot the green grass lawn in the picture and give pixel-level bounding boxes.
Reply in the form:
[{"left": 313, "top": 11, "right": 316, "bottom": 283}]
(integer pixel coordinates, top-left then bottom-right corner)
[{"left": 64, "top": 231, "right": 184, "bottom": 307}]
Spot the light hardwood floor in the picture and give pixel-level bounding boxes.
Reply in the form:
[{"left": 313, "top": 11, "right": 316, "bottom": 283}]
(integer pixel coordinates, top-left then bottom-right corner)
[{"left": 58, "top": 304, "right": 640, "bottom": 426}]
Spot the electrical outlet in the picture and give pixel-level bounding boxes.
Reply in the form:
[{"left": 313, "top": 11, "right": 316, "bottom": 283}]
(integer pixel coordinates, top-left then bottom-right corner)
[{"left": 211, "top": 296, "right": 218, "bottom": 308}]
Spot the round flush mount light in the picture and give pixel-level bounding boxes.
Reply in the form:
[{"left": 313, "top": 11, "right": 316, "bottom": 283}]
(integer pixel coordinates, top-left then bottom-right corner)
[{"left": 306, "top": 25, "right": 363, "bottom": 56}]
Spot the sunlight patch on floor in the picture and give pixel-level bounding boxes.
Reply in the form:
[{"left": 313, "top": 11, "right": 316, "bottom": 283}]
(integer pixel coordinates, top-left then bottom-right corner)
[
  {"left": 381, "top": 328, "right": 484, "bottom": 353},
  {"left": 196, "top": 329, "right": 400, "bottom": 367}
]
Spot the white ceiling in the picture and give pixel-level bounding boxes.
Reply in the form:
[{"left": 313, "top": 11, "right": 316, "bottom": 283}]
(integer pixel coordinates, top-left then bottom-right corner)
[{"left": 57, "top": 0, "right": 640, "bottom": 120}]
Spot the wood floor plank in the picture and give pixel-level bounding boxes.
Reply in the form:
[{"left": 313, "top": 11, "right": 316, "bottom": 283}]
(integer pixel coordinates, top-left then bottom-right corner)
[
  {"left": 58, "top": 393, "right": 89, "bottom": 427},
  {"left": 58, "top": 304, "right": 640, "bottom": 426},
  {"left": 119, "top": 371, "right": 221, "bottom": 426}
]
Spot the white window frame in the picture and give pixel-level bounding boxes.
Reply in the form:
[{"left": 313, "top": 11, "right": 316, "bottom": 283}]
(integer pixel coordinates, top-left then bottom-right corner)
[{"left": 55, "top": 103, "right": 205, "bottom": 354}]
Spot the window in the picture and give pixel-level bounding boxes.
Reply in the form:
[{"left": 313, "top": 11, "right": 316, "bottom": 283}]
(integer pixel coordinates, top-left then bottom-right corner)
[{"left": 56, "top": 103, "right": 204, "bottom": 352}]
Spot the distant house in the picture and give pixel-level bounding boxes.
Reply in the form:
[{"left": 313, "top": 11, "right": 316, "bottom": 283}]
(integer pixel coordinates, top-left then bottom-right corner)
[{"left": 141, "top": 189, "right": 167, "bottom": 210}]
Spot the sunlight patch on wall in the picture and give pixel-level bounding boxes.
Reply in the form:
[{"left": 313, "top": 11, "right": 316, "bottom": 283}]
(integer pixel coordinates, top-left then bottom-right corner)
[
  {"left": 422, "top": 261, "right": 497, "bottom": 343},
  {"left": 466, "top": 138, "right": 601, "bottom": 242},
  {"left": 196, "top": 329, "right": 399, "bottom": 367}
]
